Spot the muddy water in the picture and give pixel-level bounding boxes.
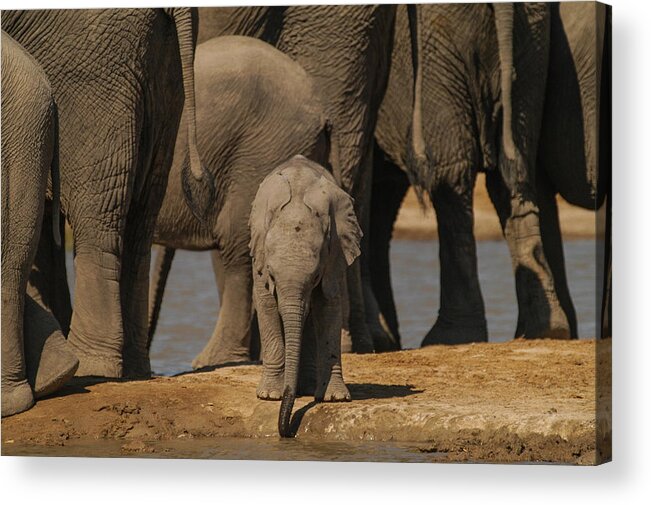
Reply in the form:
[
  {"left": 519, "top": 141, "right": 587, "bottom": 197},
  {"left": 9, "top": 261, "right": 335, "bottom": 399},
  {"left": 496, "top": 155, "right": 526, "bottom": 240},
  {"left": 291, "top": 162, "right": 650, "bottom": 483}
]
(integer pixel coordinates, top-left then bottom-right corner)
[
  {"left": 65, "top": 239, "right": 596, "bottom": 377},
  {"left": 6, "top": 437, "right": 447, "bottom": 462}
]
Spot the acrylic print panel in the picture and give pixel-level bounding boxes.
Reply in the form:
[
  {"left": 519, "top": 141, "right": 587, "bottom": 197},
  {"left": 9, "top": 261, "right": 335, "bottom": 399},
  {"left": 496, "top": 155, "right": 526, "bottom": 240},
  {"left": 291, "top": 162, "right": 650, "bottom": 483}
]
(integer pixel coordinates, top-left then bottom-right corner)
[{"left": 1, "top": 2, "right": 611, "bottom": 465}]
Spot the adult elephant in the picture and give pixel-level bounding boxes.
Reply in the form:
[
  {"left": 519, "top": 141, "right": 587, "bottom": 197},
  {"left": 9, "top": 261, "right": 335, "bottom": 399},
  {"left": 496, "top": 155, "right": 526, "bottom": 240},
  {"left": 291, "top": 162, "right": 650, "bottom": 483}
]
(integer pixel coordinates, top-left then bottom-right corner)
[
  {"left": 535, "top": 2, "right": 611, "bottom": 339},
  {"left": 1, "top": 31, "right": 79, "bottom": 417},
  {"left": 372, "top": 4, "right": 610, "bottom": 344},
  {"left": 187, "top": 5, "right": 398, "bottom": 354},
  {"left": 2, "top": 8, "right": 209, "bottom": 378},
  {"left": 372, "top": 3, "right": 570, "bottom": 346}
]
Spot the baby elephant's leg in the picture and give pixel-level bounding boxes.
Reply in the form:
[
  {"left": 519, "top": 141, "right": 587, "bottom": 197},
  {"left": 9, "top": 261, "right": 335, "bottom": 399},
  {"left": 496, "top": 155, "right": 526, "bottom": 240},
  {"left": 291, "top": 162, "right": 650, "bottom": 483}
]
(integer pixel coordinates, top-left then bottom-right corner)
[
  {"left": 253, "top": 277, "right": 284, "bottom": 400},
  {"left": 313, "top": 289, "right": 351, "bottom": 402}
]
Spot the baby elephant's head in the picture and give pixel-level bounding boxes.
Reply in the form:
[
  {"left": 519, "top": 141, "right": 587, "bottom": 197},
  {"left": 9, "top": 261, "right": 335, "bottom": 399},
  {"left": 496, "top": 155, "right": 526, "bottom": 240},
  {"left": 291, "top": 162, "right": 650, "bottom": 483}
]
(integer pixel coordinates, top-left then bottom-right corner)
[{"left": 249, "top": 156, "right": 361, "bottom": 306}]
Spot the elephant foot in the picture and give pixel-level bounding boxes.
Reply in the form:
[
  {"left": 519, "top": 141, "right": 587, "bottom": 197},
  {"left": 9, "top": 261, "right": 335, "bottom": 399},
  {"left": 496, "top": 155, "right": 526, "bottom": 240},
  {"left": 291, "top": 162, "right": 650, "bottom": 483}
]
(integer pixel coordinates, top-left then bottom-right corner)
[
  {"left": 517, "top": 312, "right": 572, "bottom": 340},
  {"left": 22, "top": 297, "right": 79, "bottom": 395},
  {"left": 1, "top": 381, "right": 35, "bottom": 418},
  {"left": 257, "top": 370, "right": 284, "bottom": 400},
  {"left": 192, "top": 346, "right": 250, "bottom": 370},
  {"left": 72, "top": 349, "right": 123, "bottom": 378},
  {"left": 122, "top": 355, "right": 152, "bottom": 380},
  {"left": 368, "top": 313, "right": 399, "bottom": 352},
  {"left": 26, "top": 332, "right": 79, "bottom": 398},
  {"left": 421, "top": 318, "right": 488, "bottom": 347},
  {"left": 316, "top": 377, "right": 351, "bottom": 402}
]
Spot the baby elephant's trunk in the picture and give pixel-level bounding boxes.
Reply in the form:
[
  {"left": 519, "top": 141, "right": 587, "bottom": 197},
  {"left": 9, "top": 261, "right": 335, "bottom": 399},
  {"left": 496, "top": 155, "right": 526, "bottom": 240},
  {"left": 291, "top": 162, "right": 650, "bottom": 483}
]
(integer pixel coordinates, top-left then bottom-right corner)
[
  {"left": 277, "top": 296, "right": 306, "bottom": 437},
  {"left": 278, "top": 387, "right": 296, "bottom": 438}
]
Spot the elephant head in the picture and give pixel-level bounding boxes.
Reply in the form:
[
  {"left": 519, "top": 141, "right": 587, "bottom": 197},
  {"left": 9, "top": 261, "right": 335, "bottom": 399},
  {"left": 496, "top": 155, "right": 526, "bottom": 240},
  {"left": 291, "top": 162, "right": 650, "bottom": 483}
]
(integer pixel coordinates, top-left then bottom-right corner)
[{"left": 249, "top": 155, "right": 361, "bottom": 437}]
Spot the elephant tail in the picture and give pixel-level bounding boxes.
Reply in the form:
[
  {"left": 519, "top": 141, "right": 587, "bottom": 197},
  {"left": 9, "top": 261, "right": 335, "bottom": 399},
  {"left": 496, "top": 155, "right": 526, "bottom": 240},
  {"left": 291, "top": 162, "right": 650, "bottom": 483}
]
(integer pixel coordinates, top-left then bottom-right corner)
[
  {"left": 405, "top": 4, "right": 432, "bottom": 209},
  {"left": 494, "top": 3, "right": 517, "bottom": 162},
  {"left": 50, "top": 106, "right": 61, "bottom": 248},
  {"left": 166, "top": 7, "right": 215, "bottom": 222},
  {"left": 147, "top": 246, "right": 176, "bottom": 351}
]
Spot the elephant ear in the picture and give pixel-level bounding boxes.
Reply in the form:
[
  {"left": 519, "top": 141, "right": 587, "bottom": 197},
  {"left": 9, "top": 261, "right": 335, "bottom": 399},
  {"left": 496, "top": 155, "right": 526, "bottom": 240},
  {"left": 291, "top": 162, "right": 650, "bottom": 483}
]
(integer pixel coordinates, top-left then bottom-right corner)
[
  {"left": 329, "top": 182, "right": 362, "bottom": 267},
  {"left": 303, "top": 175, "right": 361, "bottom": 299},
  {"left": 248, "top": 172, "right": 292, "bottom": 276}
]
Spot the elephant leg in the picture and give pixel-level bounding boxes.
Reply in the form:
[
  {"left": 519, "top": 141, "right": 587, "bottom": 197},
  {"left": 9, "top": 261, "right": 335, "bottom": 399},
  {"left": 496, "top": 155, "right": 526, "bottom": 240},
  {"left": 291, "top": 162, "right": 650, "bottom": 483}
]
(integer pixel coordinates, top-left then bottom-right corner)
[
  {"left": 1, "top": 270, "right": 33, "bottom": 417},
  {"left": 369, "top": 145, "right": 409, "bottom": 348},
  {"left": 23, "top": 294, "right": 78, "bottom": 398},
  {"left": 536, "top": 170, "right": 578, "bottom": 339},
  {"left": 147, "top": 246, "right": 176, "bottom": 351},
  {"left": 120, "top": 223, "right": 154, "bottom": 378},
  {"left": 346, "top": 261, "right": 374, "bottom": 353},
  {"left": 192, "top": 262, "right": 253, "bottom": 368},
  {"left": 122, "top": 129, "right": 180, "bottom": 378},
  {"left": 210, "top": 249, "right": 225, "bottom": 301},
  {"left": 66, "top": 245, "right": 125, "bottom": 379},
  {"left": 359, "top": 142, "right": 398, "bottom": 352},
  {"left": 313, "top": 287, "right": 350, "bottom": 403},
  {"left": 27, "top": 202, "right": 72, "bottom": 335},
  {"left": 422, "top": 175, "right": 488, "bottom": 346},
  {"left": 211, "top": 250, "right": 261, "bottom": 360},
  {"left": 485, "top": 170, "right": 571, "bottom": 340},
  {"left": 1, "top": 164, "right": 44, "bottom": 415},
  {"left": 67, "top": 138, "right": 135, "bottom": 378},
  {"left": 253, "top": 276, "right": 284, "bottom": 400}
]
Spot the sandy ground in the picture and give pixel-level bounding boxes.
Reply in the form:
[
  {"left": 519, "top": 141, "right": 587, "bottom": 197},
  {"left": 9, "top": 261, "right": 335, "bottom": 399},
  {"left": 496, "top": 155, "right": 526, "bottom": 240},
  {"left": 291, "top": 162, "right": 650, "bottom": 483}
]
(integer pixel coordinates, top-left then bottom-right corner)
[
  {"left": 393, "top": 174, "right": 597, "bottom": 240},
  {"left": 1, "top": 339, "right": 611, "bottom": 464}
]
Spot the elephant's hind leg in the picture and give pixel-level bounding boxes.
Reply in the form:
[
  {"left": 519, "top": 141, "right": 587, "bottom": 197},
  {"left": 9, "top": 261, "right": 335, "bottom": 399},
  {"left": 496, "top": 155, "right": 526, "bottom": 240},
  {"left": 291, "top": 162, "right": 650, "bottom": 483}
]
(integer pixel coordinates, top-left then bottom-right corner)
[
  {"left": 192, "top": 262, "right": 253, "bottom": 369},
  {"left": 422, "top": 173, "right": 488, "bottom": 346},
  {"left": 369, "top": 146, "right": 409, "bottom": 348},
  {"left": 485, "top": 170, "right": 571, "bottom": 340},
  {"left": 313, "top": 288, "right": 350, "bottom": 403}
]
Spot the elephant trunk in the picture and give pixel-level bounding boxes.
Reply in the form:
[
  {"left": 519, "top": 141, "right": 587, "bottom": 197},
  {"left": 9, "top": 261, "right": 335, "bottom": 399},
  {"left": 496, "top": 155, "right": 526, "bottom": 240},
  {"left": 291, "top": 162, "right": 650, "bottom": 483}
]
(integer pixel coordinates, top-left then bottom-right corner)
[
  {"left": 494, "top": 2, "right": 517, "bottom": 161},
  {"left": 277, "top": 295, "right": 307, "bottom": 438}
]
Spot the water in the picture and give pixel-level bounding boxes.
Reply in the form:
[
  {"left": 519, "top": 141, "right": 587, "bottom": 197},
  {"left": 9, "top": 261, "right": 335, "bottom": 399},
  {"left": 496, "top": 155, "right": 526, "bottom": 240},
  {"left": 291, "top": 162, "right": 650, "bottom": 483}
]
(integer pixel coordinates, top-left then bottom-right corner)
[
  {"left": 65, "top": 240, "right": 596, "bottom": 376},
  {"left": 5, "top": 437, "right": 446, "bottom": 462}
]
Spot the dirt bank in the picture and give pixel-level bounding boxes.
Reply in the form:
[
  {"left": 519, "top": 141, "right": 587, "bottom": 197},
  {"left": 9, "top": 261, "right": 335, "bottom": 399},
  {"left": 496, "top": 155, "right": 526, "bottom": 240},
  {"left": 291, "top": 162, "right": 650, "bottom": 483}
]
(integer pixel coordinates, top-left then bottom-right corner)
[
  {"left": 393, "top": 174, "right": 597, "bottom": 240},
  {"left": 2, "top": 339, "right": 610, "bottom": 464}
]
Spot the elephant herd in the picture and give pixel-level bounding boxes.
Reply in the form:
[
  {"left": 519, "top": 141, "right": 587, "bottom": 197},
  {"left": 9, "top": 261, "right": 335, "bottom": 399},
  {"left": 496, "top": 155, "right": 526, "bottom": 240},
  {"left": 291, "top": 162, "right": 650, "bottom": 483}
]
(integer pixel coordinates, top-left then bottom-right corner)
[{"left": 1, "top": 4, "right": 611, "bottom": 426}]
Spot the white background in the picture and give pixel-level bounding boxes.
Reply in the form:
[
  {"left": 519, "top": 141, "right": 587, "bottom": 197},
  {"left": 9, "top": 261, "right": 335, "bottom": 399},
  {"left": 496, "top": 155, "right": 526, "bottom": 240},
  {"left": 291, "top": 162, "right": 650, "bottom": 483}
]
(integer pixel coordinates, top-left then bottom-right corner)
[{"left": 1, "top": 0, "right": 649, "bottom": 503}]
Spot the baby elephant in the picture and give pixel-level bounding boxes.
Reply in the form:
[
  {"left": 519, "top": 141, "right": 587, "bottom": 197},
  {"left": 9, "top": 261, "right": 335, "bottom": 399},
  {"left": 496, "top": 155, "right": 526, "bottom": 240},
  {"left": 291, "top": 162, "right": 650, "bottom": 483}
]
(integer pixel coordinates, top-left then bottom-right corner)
[{"left": 249, "top": 156, "right": 362, "bottom": 437}]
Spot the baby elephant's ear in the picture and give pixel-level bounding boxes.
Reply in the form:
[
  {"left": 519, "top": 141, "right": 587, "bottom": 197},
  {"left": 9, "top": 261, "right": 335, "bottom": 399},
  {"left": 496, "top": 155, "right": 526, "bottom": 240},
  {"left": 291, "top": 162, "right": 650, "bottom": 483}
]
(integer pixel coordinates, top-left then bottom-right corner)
[
  {"left": 331, "top": 185, "right": 362, "bottom": 267},
  {"left": 249, "top": 172, "right": 292, "bottom": 272}
]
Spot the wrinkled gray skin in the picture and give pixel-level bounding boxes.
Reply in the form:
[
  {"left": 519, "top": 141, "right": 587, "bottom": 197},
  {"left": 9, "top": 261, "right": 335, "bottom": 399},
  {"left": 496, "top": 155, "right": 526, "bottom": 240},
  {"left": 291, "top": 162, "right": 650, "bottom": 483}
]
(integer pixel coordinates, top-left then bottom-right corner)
[
  {"left": 1, "top": 32, "right": 79, "bottom": 417},
  {"left": 150, "top": 36, "right": 330, "bottom": 368},
  {"left": 536, "top": 2, "right": 611, "bottom": 339},
  {"left": 373, "top": 3, "right": 572, "bottom": 346},
  {"left": 192, "top": 6, "right": 397, "bottom": 353},
  {"left": 373, "top": 3, "right": 610, "bottom": 344},
  {"left": 2, "top": 8, "right": 207, "bottom": 379},
  {"left": 249, "top": 157, "right": 361, "bottom": 437}
]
